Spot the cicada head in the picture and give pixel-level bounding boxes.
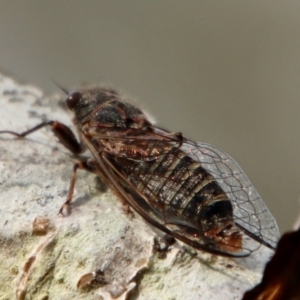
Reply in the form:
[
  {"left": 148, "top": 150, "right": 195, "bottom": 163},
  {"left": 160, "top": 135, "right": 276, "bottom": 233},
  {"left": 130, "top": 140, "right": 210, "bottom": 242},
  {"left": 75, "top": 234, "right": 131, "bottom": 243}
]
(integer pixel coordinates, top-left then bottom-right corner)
[{"left": 65, "top": 87, "right": 152, "bottom": 131}]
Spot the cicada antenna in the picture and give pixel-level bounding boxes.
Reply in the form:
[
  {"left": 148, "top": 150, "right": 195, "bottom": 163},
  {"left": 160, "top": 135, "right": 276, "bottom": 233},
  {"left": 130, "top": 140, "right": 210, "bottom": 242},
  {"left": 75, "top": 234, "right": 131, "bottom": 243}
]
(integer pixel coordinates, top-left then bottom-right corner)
[{"left": 51, "top": 78, "right": 69, "bottom": 95}]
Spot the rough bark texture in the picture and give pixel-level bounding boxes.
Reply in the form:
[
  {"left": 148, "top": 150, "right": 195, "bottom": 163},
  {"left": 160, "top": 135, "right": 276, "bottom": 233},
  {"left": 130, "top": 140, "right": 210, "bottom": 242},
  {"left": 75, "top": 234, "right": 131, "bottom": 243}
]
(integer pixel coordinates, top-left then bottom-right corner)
[{"left": 0, "top": 74, "right": 275, "bottom": 300}]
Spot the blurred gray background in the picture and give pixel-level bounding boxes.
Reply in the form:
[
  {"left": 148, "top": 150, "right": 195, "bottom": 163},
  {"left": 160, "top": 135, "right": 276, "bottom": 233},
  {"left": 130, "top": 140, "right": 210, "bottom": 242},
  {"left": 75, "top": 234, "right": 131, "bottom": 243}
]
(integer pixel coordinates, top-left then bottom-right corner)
[{"left": 1, "top": 1, "right": 300, "bottom": 233}]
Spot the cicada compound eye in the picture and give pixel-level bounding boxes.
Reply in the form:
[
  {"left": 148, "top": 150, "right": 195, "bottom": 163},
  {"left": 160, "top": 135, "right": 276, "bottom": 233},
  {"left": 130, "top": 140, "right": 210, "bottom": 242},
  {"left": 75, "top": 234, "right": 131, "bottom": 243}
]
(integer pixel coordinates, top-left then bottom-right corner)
[{"left": 66, "top": 92, "right": 82, "bottom": 109}]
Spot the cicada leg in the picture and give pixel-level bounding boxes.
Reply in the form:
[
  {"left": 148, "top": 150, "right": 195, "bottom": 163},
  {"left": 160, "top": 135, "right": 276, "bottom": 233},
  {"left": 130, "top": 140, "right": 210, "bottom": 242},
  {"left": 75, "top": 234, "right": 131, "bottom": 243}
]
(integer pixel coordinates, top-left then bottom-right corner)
[
  {"left": 0, "top": 121, "right": 97, "bottom": 215},
  {"left": 59, "top": 159, "right": 99, "bottom": 216},
  {"left": 0, "top": 120, "right": 83, "bottom": 154}
]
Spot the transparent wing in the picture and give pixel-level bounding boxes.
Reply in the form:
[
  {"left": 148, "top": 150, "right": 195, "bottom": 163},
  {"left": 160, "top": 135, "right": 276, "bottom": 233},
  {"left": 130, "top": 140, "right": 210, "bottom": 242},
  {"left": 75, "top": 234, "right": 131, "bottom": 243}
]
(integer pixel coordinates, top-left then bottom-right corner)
[
  {"left": 182, "top": 140, "right": 280, "bottom": 249},
  {"left": 89, "top": 126, "right": 280, "bottom": 255}
]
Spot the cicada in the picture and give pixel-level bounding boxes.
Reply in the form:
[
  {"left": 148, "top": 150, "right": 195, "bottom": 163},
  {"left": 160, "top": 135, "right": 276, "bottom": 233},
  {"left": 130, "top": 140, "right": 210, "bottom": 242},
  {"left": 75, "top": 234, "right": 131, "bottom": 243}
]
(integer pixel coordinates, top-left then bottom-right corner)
[{"left": 0, "top": 86, "right": 280, "bottom": 257}]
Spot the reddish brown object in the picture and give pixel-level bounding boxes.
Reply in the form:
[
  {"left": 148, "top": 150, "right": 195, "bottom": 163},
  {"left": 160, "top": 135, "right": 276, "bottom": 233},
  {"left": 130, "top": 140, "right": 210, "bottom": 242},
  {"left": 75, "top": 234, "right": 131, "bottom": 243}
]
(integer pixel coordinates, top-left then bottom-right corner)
[{"left": 243, "top": 228, "right": 300, "bottom": 300}]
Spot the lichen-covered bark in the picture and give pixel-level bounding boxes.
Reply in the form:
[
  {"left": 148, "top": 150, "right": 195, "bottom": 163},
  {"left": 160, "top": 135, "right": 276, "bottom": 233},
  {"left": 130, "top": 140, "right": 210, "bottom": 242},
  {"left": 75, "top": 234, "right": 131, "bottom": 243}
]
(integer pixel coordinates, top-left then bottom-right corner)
[{"left": 0, "top": 74, "right": 275, "bottom": 300}]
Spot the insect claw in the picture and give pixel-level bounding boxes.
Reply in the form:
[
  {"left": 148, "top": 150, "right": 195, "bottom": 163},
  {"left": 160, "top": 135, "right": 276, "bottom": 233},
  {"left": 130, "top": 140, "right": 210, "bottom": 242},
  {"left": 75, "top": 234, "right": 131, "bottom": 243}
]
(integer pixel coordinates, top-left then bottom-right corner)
[
  {"left": 57, "top": 208, "right": 65, "bottom": 217},
  {"left": 58, "top": 203, "right": 71, "bottom": 217}
]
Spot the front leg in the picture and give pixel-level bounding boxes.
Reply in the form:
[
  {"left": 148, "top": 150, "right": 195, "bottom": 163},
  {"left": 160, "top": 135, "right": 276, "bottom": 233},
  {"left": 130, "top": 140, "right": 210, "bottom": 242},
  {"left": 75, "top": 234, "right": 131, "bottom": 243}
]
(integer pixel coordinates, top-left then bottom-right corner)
[
  {"left": 0, "top": 120, "right": 83, "bottom": 154},
  {"left": 59, "top": 159, "right": 99, "bottom": 216},
  {"left": 0, "top": 121, "right": 105, "bottom": 216},
  {"left": 59, "top": 158, "right": 132, "bottom": 216}
]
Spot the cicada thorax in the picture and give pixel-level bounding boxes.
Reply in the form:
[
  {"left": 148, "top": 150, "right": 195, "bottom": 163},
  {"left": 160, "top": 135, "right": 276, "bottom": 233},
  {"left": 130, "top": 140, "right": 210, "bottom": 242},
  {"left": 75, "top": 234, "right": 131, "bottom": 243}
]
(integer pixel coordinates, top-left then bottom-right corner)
[{"left": 73, "top": 87, "right": 152, "bottom": 130}]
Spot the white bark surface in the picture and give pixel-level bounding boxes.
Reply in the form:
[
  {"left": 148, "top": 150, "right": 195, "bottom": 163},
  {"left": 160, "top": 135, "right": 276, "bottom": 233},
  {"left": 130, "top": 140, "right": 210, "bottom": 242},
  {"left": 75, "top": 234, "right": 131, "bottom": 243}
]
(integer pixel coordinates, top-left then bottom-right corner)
[{"left": 0, "top": 74, "right": 275, "bottom": 300}]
